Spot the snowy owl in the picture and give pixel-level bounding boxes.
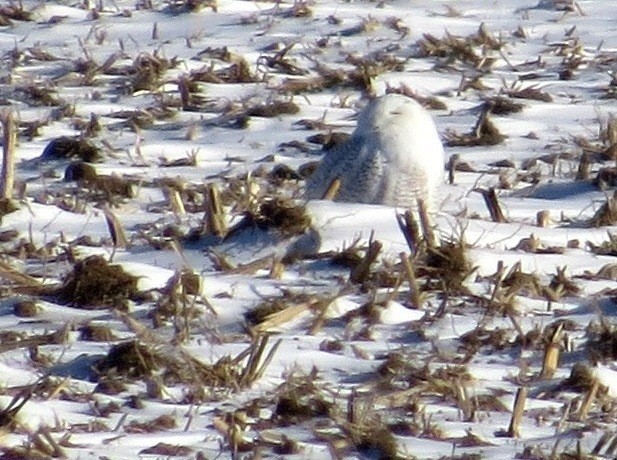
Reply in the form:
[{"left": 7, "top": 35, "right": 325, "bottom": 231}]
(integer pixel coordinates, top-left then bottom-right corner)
[{"left": 305, "top": 94, "right": 445, "bottom": 210}]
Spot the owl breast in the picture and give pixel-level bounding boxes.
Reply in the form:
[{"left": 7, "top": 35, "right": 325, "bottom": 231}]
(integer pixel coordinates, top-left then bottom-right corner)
[{"left": 305, "top": 94, "right": 445, "bottom": 210}]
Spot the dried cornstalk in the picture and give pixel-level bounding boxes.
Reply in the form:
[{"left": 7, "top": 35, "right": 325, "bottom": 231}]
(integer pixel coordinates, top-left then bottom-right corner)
[
  {"left": 180, "top": 270, "right": 201, "bottom": 295},
  {"left": 592, "top": 431, "right": 617, "bottom": 456},
  {"left": 576, "top": 152, "right": 590, "bottom": 181},
  {"left": 574, "top": 379, "right": 600, "bottom": 422},
  {"left": 269, "top": 257, "right": 284, "bottom": 279},
  {"left": 507, "top": 386, "right": 528, "bottom": 437},
  {"left": 540, "top": 322, "right": 563, "bottom": 379},
  {"left": 322, "top": 177, "right": 341, "bottom": 200},
  {"left": 308, "top": 296, "right": 339, "bottom": 335},
  {"left": 478, "top": 187, "right": 507, "bottom": 223},
  {"left": 165, "top": 186, "right": 186, "bottom": 215},
  {"left": 349, "top": 238, "right": 382, "bottom": 284},
  {"left": 203, "top": 183, "right": 226, "bottom": 237},
  {"left": 400, "top": 252, "right": 423, "bottom": 309},
  {"left": 0, "top": 109, "right": 16, "bottom": 200},
  {"left": 103, "top": 205, "right": 129, "bottom": 248},
  {"left": 536, "top": 210, "right": 550, "bottom": 228},
  {"left": 397, "top": 209, "right": 421, "bottom": 254},
  {"left": 417, "top": 198, "right": 436, "bottom": 249},
  {"left": 448, "top": 153, "right": 460, "bottom": 184},
  {"left": 178, "top": 76, "right": 191, "bottom": 110},
  {"left": 0, "top": 324, "right": 69, "bottom": 354},
  {"left": 0, "top": 260, "right": 43, "bottom": 288},
  {"left": 253, "top": 303, "right": 311, "bottom": 333},
  {"left": 236, "top": 335, "right": 281, "bottom": 387}
]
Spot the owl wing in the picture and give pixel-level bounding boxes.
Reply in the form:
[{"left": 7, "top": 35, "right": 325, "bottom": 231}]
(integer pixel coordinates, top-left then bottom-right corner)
[{"left": 305, "top": 135, "right": 386, "bottom": 203}]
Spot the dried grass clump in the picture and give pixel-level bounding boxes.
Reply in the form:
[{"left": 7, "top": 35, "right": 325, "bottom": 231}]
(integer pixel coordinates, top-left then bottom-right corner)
[
  {"left": 57, "top": 255, "right": 139, "bottom": 309},
  {"left": 165, "top": 0, "right": 218, "bottom": 13},
  {"left": 279, "top": 51, "right": 403, "bottom": 94},
  {"left": 588, "top": 192, "right": 617, "bottom": 227},
  {"left": 258, "top": 43, "right": 309, "bottom": 76},
  {"left": 140, "top": 443, "right": 192, "bottom": 456},
  {"left": 595, "top": 167, "right": 617, "bottom": 189},
  {"left": 0, "top": 4, "right": 33, "bottom": 24},
  {"left": 501, "top": 265, "right": 544, "bottom": 298},
  {"left": 504, "top": 84, "right": 553, "bottom": 102},
  {"left": 246, "top": 100, "right": 300, "bottom": 118},
  {"left": 130, "top": 52, "right": 175, "bottom": 92},
  {"left": 0, "top": 197, "right": 19, "bottom": 218},
  {"left": 445, "top": 105, "right": 505, "bottom": 147},
  {"left": 95, "top": 340, "right": 160, "bottom": 379},
  {"left": 423, "top": 238, "right": 473, "bottom": 294},
  {"left": 64, "top": 162, "right": 138, "bottom": 202},
  {"left": 40, "top": 136, "right": 102, "bottom": 162},
  {"left": 238, "top": 197, "right": 311, "bottom": 238},
  {"left": 125, "top": 414, "right": 177, "bottom": 433},
  {"left": 245, "top": 299, "right": 288, "bottom": 326},
  {"left": 96, "top": 335, "right": 279, "bottom": 394},
  {"left": 273, "top": 372, "right": 333, "bottom": 425},
  {"left": 485, "top": 96, "right": 524, "bottom": 115},
  {"left": 343, "top": 418, "right": 399, "bottom": 460},
  {"left": 416, "top": 24, "right": 503, "bottom": 70},
  {"left": 190, "top": 58, "right": 258, "bottom": 84},
  {"left": 546, "top": 267, "right": 580, "bottom": 299},
  {"left": 586, "top": 320, "right": 617, "bottom": 364},
  {"left": 17, "top": 84, "right": 65, "bottom": 107},
  {"left": 561, "top": 363, "right": 597, "bottom": 393}
]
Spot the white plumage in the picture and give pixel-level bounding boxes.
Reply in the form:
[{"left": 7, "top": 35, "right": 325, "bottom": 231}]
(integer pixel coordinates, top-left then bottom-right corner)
[{"left": 305, "top": 94, "right": 445, "bottom": 210}]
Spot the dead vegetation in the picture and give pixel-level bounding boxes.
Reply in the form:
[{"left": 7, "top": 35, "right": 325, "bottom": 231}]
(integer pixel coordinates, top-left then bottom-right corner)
[
  {"left": 415, "top": 24, "right": 504, "bottom": 70},
  {"left": 56, "top": 255, "right": 139, "bottom": 309},
  {"left": 41, "top": 136, "right": 102, "bottom": 162},
  {"left": 229, "top": 196, "right": 311, "bottom": 238},
  {"left": 445, "top": 104, "right": 506, "bottom": 147},
  {"left": 93, "top": 334, "right": 280, "bottom": 395}
]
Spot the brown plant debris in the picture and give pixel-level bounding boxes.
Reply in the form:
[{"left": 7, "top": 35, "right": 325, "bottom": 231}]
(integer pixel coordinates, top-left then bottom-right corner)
[
  {"left": 485, "top": 96, "right": 524, "bottom": 115},
  {"left": 40, "top": 136, "right": 102, "bottom": 162},
  {"left": 95, "top": 340, "right": 160, "bottom": 379},
  {"left": 423, "top": 238, "right": 473, "bottom": 294},
  {"left": 64, "top": 162, "right": 138, "bottom": 201},
  {"left": 125, "top": 414, "right": 177, "bottom": 433},
  {"left": 587, "top": 233, "right": 617, "bottom": 256},
  {"left": 504, "top": 84, "right": 553, "bottom": 102},
  {"left": 190, "top": 58, "right": 258, "bottom": 84},
  {"left": 445, "top": 106, "right": 506, "bottom": 147},
  {"left": 95, "top": 335, "right": 280, "bottom": 391},
  {"left": 586, "top": 320, "right": 617, "bottom": 364},
  {"left": 0, "top": 197, "right": 19, "bottom": 218},
  {"left": 57, "top": 255, "right": 139, "bottom": 309},
  {"left": 595, "top": 167, "right": 617, "bottom": 190},
  {"left": 246, "top": 100, "right": 300, "bottom": 118},
  {"left": 165, "top": 0, "right": 217, "bottom": 13},
  {"left": 416, "top": 25, "right": 503, "bottom": 70},
  {"left": 231, "top": 197, "right": 311, "bottom": 238},
  {"left": 0, "top": 4, "right": 34, "bottom": 22},
  {"left": 273, "top": 371, "right": 334, "bottom": 425},
  {"left": 130, "top": 52, "right": 175, "bottom": 92},
  {"left": 140, "top": 443, "right": 192, "bottom": 456},
  {"left": 588, "top": 191, "right": 617, "bottom": 227}
]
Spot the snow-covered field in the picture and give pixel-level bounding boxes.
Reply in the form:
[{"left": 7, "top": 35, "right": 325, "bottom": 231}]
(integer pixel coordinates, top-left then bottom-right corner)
[{"left": 1, "top": 0, "right": 617, "bottom": 458}]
